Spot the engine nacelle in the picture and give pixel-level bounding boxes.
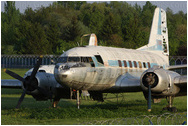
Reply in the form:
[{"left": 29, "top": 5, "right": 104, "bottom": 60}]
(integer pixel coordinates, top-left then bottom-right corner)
[
  {"left": 140, "top": 66, "right": 180, "bottom": 96},
  {"left": 23, "top": 72, "right": 59, "bottom": 101}
]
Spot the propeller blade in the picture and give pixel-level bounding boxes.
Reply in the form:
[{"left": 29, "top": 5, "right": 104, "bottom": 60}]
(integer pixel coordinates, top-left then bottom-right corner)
[
  {"left": 4, "top": 69, "right": 25, "bottom": 82},
  {"left": 148, "top": 85, "right": 151, "bottom": 112},
  {"left": 29, "top": 55, "right": 43, "bottom": 82},
  {"left": 16, "top": 90, "right": 26, "bottom": 109}
]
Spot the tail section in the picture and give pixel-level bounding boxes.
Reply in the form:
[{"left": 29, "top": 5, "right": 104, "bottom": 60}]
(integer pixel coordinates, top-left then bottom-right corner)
[
  {"left": 137, "top": 7, "right": 169, "bottom": 65},
  {"left": 89, "top": 33, "right": 98, "bottom": 46}
]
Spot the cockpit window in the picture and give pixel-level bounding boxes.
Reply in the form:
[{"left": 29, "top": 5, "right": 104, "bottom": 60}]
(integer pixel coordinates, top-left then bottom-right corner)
[
  {"left": 95, "top": 55, "right": 104, "bottom": 64},
  {"left": 68, "top": 57, "right": 80, "bottom": 62},
  {"left": 81, "top": 57, "right": 89, "bottom": 62},
  {"left": 58, "top": 56, "right": 95, "bottom": 67},
  {"left": 58, "top": 57, "right": 68, "bottom": 63}
]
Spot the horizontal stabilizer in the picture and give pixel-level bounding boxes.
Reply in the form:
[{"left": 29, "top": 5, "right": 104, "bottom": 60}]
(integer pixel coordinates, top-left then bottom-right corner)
[{"left": 167, "top": 64, "right": 187, "bottom": 70}]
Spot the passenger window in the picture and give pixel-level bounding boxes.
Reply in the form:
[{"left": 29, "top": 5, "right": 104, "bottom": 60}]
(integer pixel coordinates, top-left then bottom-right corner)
[
  {"left": 128, "top": 61, "right": 132, "bottom": 68},
  {"left": 118, "top": 60, "right": 122, "bottom": 67},
  {"left": 143, "top": 62, "right": 146, "bottom": 68},
  {"left": 147, "top": 62, "right": 151, "bottom": 68},
  {"left": 123, "top": 60, "right": 127, "bottom": 67},
  {"left": 133, "top": 61, "right": 137, "bottom": 68},
  {"left": 138, "top": 61, "right": 142, "bottom": 68}
]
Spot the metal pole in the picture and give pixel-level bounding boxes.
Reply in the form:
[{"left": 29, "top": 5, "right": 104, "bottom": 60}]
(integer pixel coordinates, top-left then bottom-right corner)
[
  {"left": 148, "top": 85, "right": 151, "bottom": 112},
  {"left": 70, "top": 88, "right": 72, "bottom": 100},
  {"left": 169, "top": 96, "right": 172, "bottom": 108},
  {"left": 77, "top": 90, "right": 80, "bottom": 109}
]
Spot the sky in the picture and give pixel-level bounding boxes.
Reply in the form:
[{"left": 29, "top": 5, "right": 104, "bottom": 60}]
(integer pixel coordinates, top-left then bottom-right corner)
[{"left": 1, "top": 1, "right": 187, "bottom": 14}]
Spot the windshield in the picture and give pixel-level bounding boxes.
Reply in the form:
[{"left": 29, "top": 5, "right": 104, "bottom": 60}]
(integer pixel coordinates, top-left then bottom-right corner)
[
  {"left": 58, "top": 57, "right": 68, "bottom": 63},
  {"left": 68, "top": 57, "right": 80, "bottom": 62},
  {"left": 58, "top": 56, "right": 81, "bottom": 63},
  {"left": 58, "top": 56, "right": 95, "bottom": 67}
]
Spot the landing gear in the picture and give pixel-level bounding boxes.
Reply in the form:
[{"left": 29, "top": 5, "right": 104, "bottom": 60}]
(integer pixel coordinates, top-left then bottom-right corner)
[
  {"left": 52, "top": 98, "right": 60, "bottom": 108},
  {"left": 163, "top": 96, "right": 177, "bottom": 112},
  {"left": 77, "top": 90, "right": 80, "bottom": 109}
]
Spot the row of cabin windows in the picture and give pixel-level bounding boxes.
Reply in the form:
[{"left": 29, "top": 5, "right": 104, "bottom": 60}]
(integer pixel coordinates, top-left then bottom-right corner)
[
  {"left": 58, "top": 56, "right": 151, "bottom": 68},
  {"left": 118, "top": 60, "right": 151, "bottom": 68}
]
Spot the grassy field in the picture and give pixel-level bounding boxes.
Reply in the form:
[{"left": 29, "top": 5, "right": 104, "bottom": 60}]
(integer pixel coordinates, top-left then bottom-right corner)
[
  {"left": 1, "top": 88, "right": 187, "bottom": 125},
  {"left": 1, "top": 69, "right": 187, "bottom": 124}
]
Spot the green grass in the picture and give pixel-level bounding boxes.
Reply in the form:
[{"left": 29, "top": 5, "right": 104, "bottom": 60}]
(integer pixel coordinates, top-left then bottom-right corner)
[
  {"left": 1, "top": 88, "right": 187, "bottom": 125},
  {"left": 1, "top": 69, "right": 187, "bottom": 124},
  {"left": 1, "top": 68, "right": 30, "bottom": 79}
]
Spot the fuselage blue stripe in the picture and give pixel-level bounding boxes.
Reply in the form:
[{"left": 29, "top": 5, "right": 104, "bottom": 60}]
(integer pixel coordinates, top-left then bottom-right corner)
[
  {"left": 108, "top": 60, "right": 118, "bottom": 66},
  {"left": 108, "top": 60, "right": 158, "bottom": 68}
]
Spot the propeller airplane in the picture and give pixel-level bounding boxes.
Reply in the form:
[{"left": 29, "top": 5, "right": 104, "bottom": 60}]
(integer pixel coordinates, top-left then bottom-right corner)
[{"left": 3, "top": 7, "right": 187, "bottom": 112}]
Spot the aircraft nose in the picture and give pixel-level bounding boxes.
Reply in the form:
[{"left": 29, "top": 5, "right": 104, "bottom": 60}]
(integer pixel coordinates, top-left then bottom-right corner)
[{"left": 54, "top": 63, "right": 71, "bottom": 85}]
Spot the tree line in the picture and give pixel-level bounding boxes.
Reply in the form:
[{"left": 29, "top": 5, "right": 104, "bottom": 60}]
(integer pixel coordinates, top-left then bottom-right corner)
[{"left": 1, "top": 1, "right": 187, "bottom": 55}]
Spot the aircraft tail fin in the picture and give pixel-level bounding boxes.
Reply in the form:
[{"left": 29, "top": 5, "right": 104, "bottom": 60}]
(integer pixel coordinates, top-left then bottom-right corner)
[
  {"left": 137, "top": 8, "right": 169, "bottom": 57},
  {"left": 89, "top": 33, "right": 98, "bottom": 46}
]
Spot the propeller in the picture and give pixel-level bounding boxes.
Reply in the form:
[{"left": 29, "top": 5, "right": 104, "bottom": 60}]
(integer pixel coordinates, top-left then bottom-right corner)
[
  {"left": 4, "top": 55, "right": 50, "bottom": 109},
  {"left": 142, "top": 72, "right": 158, "bottom": 112}
]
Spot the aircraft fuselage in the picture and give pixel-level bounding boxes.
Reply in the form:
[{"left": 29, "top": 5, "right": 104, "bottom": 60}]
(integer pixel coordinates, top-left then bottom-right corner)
[{"left": 54, "top": 46, "right": 168, "bottom": 92}]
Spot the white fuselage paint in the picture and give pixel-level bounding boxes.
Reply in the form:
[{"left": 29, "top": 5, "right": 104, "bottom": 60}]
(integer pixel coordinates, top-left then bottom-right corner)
[{"left": 54, "top": 46, "right": 168, "bottom": 92}]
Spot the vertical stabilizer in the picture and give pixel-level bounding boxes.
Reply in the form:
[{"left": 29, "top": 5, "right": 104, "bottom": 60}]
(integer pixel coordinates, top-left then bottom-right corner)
[
  {"left": 89, "top": 33, "right": 98, "bottom": 46},
  {"left": 137, "top": 7, "right": 169, "bottom": 66},
  {"left": 138, "top": 8, "right": 169, "bottom": 56}
]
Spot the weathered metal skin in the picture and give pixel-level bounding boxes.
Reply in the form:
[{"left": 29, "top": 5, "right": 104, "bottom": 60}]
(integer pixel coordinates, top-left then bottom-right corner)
[
  {"left": 23, "top": 65, "right": 68, "bottom": 100},
  {"left": 140, "top": 66, "right": 181, "bottom": 96},
  {"left": 54, "top": 46, "right": 167, "bottom": 91}
]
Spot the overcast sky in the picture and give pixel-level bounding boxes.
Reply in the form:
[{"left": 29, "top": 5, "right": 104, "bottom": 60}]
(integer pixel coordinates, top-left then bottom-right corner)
[{"left": 1, "top": 1, "right": 187, "bottom": 14}]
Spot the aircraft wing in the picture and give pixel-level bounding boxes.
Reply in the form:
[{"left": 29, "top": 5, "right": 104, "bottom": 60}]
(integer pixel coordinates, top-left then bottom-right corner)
[
  {"left": 174, "top": 75, "right": 187, "bottom": 85},
  {"left": 1, "top": 79, "right": 22, "bottom": 88},
  {"left": 173, "top": 75, "right": 187, "bottom": 96},
  {"left": 114, "top": 73, "right": 141, "bottom": 92},
  {"left": 1, "top": 79, "right": 65, "bottom": 89},
  {"left": 167, "top": 64, "right": 187, "bottom": 70}
]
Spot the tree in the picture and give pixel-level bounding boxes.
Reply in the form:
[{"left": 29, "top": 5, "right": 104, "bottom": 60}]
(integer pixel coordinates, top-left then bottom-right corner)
[
  {"left": 57, "top": 1, "right": 86, "bottom": 10},
  {"left": 79, "top": 2, "right": 108, "bottom": 39},
  {"left": 1, "top": 1, "right": 20, "bottom": 54},
  {"left": 17, "top": 20, "right": 52, "bottom": 54},
  {"left": 64, "top": 16, "right": 82, "bottom": 42},
  {"left": 46, "top": 18, "right": 61, "bottom": 54},
  {"left": 1, "top": 1, "right": 186, "bottom": 56},
  {"left": 141, "top": 1, "right": 156, "bottom": 27},
  {"left": 101, "top": 12, "right": 122, "bottom": 46}
]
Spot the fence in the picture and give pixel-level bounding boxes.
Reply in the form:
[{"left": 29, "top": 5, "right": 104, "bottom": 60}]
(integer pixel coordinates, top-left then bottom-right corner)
[
  {"left": 80, "top": 112, "right": 187, "bottom": 125},
  {"left": 1, "top": 55, "right": 187, "bottom": 68},
  {"left": 1, "top": 55, "right": 59, "bottom": 68}
]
